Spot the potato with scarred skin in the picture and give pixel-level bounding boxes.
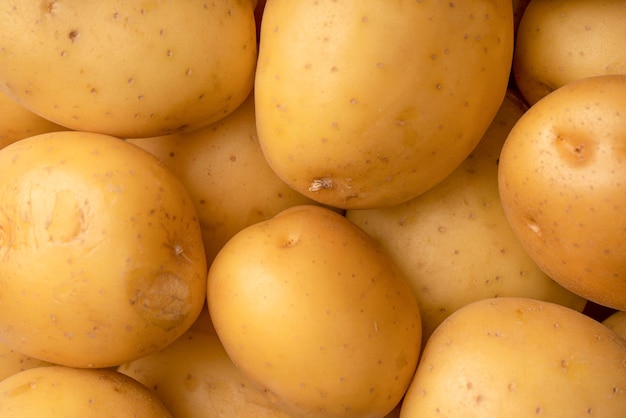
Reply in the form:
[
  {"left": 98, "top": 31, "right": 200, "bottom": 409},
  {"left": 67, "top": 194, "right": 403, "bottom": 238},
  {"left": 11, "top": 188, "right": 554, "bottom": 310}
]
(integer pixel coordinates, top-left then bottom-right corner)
[
  {"left": 498, "top": 75, "right": 626, "bottom": 311},
  {"left": 400, "top": 297, "right": 626, "bottom": 417},
  {"left": 0, "top": 131, "right": 207, "bottom": 368},
  {"left": 0, "top": 366, "right": 173, "bottom": 417},
  {"left": 255, "top": 0, "right": 514, "bottom": 209},
  {"left": 0, "top": 1, "right": 257, "bottom": 138}
]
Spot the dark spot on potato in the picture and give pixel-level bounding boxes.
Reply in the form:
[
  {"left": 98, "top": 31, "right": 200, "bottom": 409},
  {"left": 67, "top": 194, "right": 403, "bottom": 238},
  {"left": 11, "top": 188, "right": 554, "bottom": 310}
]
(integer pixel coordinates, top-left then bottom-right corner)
[{"left": 69, "top": 30, "right": 79, "bottom": 43}]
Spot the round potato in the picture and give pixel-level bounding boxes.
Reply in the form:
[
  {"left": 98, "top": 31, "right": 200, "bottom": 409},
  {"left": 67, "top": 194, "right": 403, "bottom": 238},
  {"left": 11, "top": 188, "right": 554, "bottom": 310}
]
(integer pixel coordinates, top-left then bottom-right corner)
[
  {"left": 0, "top": 341, "right": 52, "bottom": 382},
  {"left": 0, "top": 91, "right": 67, "bottom": 150},
  {"left": 347, "top": 91, "right": 586, "bottom": 342},
  {"left": 603, "top": 311, "right": 626, "bottom": 342},
  {"left": 0, "top": 1, "right": 257, "bottom": 138},
  {"left": 128, "top": 93, "right": 321, "bottom": 266},
  {"left": 208, "top": 205, "right": 422, "bottom": 418},
  {"left": 119, "top": 330, "right": 293, "bottom": 418},
  {"left": 0, "top": 131, "right": 207, "bottom": 368},
  {"left": 498, "top": 75, "right": 626, "bottom": 311},
  {"left": 255, "top": 0, "right": 513, "bottom": 209},
  {"left": 513, "top": 0, "right": 626, "bottom": 105},
  {"left": 400, "top": 297, "right": 626, "bottom": 417},
  {"left": 0, "top": 366, "right": 172, "bottom": 417}
]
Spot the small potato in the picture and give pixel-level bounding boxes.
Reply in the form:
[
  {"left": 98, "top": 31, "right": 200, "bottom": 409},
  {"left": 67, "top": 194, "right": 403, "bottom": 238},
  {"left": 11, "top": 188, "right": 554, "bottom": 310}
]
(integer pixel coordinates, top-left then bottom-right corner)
[
  {"left": 603, "top": 311, "right": 626, "bottom": 341},
  {"left": 400, "top": 297, "right": 626, "bottom": 417},
  {"left": 128, "top": 94, "right": 321, "bottom": 266},
  {"left": 498, "top": 75, "right": 626, "bottom": 311},
  {"left": 208, "top": 205, "right": 422, "bottom": 418},
  {"left": 0, "top": 131, "right": 207, "bottom": 368},
  {"left": 0, "top": 366, "right": 172, "bottom": 417},
  {"left": 119, "top": 330, "right": 293, "bottom": 418},
  {"left": 513, "top": 0, "right": 626, "bottom": 105},
  {"left": 347, "top": 91, "right": 586, "bottom": 342},
  {"left": 0, "top": 1, "right": 257, "bottom": 138},
  {"left": 0, "top": 91, "right": 67, "bottom": 150}
]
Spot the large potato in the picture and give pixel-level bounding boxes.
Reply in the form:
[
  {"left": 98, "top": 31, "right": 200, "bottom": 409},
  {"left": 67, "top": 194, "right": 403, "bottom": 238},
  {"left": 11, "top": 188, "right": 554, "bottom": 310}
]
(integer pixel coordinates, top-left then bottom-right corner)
[
  {"left": 400, "top": 297, "right": 626, "bottom": 417},
  {"left": 0, "top": 366, "right": 172, "bottom": 417},
  {"left": 0, "top": 131, "right": 207, "bottom": 368},
  {"left": 0, "top": 341, "right": 52, "bottom": 382},
  {"left": 0, "top": 91, "right": 67, "bottom": 150},
  {"left": 498, "top": 75, "right": 626, "bottom": 311},
  {"left": 128, "top": 93, "right": 321, "bottom": 266},
  {"left": 255, "top": 0, "right": 514, "bottom": 209},
  {"left": 513, "top": 0, "right": 626, "bottom": 105},
  {"left": 347, "top": 91, "right": 586, "bottom": 342},
  {"left": 0, "top": 1, "right": 257, "bottom": 138},
  {"left": 208, "top": 205, "right": 422, "bottom": 418},
  {"left": 119, "top": 330, "right": 293, "bottom": 418}
]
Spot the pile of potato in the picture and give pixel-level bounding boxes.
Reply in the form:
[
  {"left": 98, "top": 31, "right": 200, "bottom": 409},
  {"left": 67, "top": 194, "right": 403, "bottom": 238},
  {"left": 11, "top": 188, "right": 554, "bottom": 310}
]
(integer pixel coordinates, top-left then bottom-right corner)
[{"left": 0, "top": 1, "right": 625, "bottom": 417}]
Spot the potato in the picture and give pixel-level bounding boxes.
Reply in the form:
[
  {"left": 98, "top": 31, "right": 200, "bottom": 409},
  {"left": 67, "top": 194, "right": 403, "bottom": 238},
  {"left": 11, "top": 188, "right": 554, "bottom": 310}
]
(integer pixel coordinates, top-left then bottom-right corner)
[
  {"left": 128, "top": 93, "right": 321, "bottom": 266},
  {"left": 0, "top": 131, "right": 207, "bottom": 368},
  {"left": 0, "top": 341, "right": 52, "bottom": 382},
  {"left": 119, "top": 330, "right": 293, "bottom": 418},
  {"left": 255, "top": 0, "right": 514, "bottom": 209},
  {"left": 603, "top": 311, "right": 626, "bottom": 342},
  {"left": 498, "top": 75, "right": 626, "bottom": 311},
  {"left": 0, "top": 366, "right": 172, "bottom": 417},
  {"left": 0, "top": 91, "right": 67, "bottom": 150},
  {"left": 347, "top": 91, "right": 586, "bottom": 342},
  {"left": 513, "top": 0, "right": 626, "bottom": 105},
  {"left": 400, "top": 297, "right": 626, "bottom": 417},
  {"left": 208, "top": 205, "right": 421, "bottom": 418},
  {"left": 0, "top": 1, "right": 257, "bottom": 138}
]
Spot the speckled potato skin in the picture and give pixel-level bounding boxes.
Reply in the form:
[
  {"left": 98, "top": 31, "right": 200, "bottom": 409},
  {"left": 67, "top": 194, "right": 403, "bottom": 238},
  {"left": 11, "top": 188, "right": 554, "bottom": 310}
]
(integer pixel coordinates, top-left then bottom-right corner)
[
  {"left": 0, "top": 131, "right": 207, "bottom": 368},
  {"left": 400, "top": 297, "right": 626, "bottom": 417},
  {"left": 208, "top": 205, "right": 422, "bottom": 418},
  {"left": 513, "top": 0, "right": 626, "bottom": 105},
  {"left": 0, "top": 1, "right": 257, "bottom": 138},
  {"left": 347, "top": 92, "right": 586, "bottom": 342},
  {"left": 0, "top": 366, "right": 173, "bottom": 417},
  {"left": 498, "top": 75, "right": 626, "bottom": 311},
  {"left": 255, "top": 0, "right": 514, "bottom": 209}
]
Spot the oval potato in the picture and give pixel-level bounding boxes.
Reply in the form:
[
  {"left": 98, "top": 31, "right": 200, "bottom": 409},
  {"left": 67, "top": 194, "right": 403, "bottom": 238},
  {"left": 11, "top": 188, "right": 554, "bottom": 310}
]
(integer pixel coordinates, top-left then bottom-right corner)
[
  {"left": 0, "top": 1, "right": 257, "bottom": 138},
  {"left": 400, "top": 297, "right": 626, "bottom": 417},
  {"left": 208, "top": 205, "right": 421, "bottom": 417},
  {"left": 498, "top": 75, "right": 626, "bottom": 311},
  {"left": 255, "top": 0, "right": 513, "bottom": 209},
  {"left": 0, "top": 131, "right": 207, "bottom": 368},
  {"left": 0, "top": 366, "right": 172, "bottom": 417}
]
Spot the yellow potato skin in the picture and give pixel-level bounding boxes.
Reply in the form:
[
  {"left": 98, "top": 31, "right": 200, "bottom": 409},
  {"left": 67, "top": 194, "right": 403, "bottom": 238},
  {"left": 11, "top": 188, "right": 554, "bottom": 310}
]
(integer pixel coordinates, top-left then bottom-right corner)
[
  {"left": 0, "top": 1, "right": 257, "bottom": 138},
  {"left": 119, "top": 330, "right": 293, "bottom": 418},
  {"left": 128, "top": 94, "right": 320, "bottom": 266},
  {"left": 255, "top": 0, "right": 514, "bottom": 209},
  {"left": 603, "top": 311, "right": 626, "bottom": 342},
  {"left": 400, "top": 297, "right": 626, "bottom": 417},
  {"left": 0, "top": 341, "right": 52, "bottom": 382},
  {"left": 347, "top": 92, "right": 586, "bottom": 342},
  {"left": 208, "top": 205, "right": 422, "bottom": 418},
  {"left": 513, "top": 0, "right": 626, "bottom": 105},
  {"left": 498, "top": 75, "right": 626, "bottom": 311},
  {"left": 0, "top": 366, "right": 173, "bottom": 417},
  {"left": 0, "top": 91, "right": 67, "bottom": 150},
  {"left": 0, "top": 131, "right": 207, "bottom": 368}
]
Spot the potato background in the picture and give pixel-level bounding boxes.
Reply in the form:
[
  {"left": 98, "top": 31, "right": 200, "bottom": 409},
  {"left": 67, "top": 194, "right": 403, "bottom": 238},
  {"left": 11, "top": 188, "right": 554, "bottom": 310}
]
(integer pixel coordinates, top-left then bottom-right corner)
[{"left": 0, "top": 0, "right": 624, "bottom": 417}]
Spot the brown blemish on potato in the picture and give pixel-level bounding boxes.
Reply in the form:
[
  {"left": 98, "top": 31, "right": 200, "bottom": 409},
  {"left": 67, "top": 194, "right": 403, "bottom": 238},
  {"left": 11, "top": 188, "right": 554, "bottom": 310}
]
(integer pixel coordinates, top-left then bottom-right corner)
[
  {"left": 68, "top": 30, "right": 80, "bottom": 43},
  {"left": 555, "top": 133, "right": 595, "bottom": 165}
]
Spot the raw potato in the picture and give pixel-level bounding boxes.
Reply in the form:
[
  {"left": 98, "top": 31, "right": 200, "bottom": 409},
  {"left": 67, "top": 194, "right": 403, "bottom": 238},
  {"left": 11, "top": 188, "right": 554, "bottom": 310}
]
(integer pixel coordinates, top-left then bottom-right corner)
[
  {"left": 603, "top": 311, "right": 626, "bottom": 341},
  {"left": 128, "top": 93, "right": 320, "bottom": 266},
  {"left": 347, "top": 91, "right": 586, "bottom": 342},
  {"left": 0, "top": 366, "right": 173, "bottom": 417},
  {"left": 0, "top": 341, "right": 52, "bottom": 382},
  {"left": 208, "top": 205, "right": 422, "bottom": 418},
  {"left": 400, "top": 297, "right": 626, "bottom": 417},
  {"left": 0, "top": 131, "right": 207, "bottom": 368},
  {"left": 513, "top": 0, "right": 626, "bottom": 105},
  {"left": 0, "top": 0, "right": 257, "bottom": 138},
  {"left": 0, "top": 91, "right": 67, "bottom": 149},
  {"left": 498, "top": 75, "right": 626, "bottom": 311},
  {"left": 255, "top": 0, "right": 514, "bottom": 209},
  {"left": 119, "top": 330, "right": 293, "bottom": 418}
]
